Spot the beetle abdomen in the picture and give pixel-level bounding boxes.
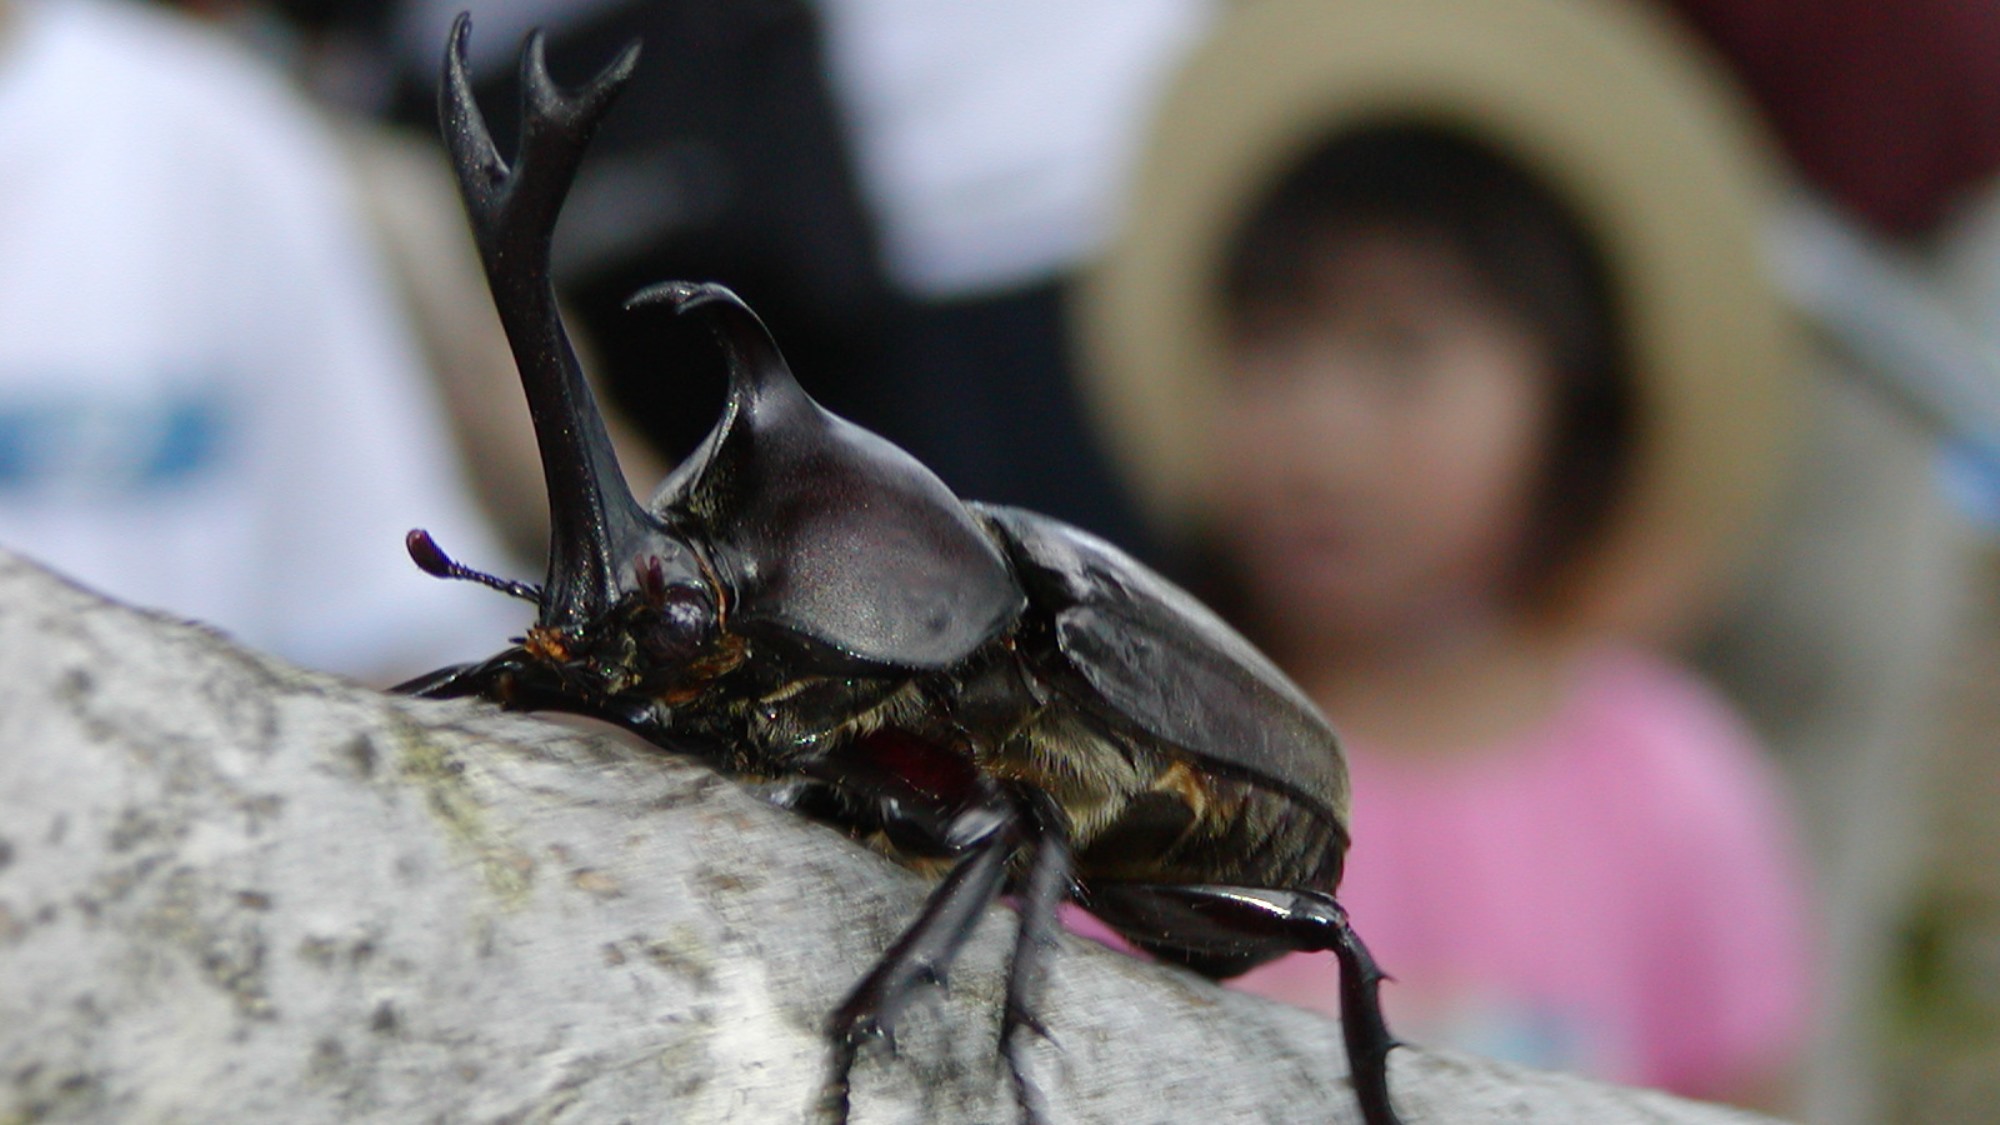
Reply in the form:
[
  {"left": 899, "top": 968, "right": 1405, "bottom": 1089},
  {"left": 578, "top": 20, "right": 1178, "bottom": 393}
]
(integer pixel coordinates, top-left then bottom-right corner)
[
  {"left": 982, "top": 700, "right": 1347, "bottom": 892},
  {"left": 726, "top": 644, "right": 1346, "bottom": 894}
]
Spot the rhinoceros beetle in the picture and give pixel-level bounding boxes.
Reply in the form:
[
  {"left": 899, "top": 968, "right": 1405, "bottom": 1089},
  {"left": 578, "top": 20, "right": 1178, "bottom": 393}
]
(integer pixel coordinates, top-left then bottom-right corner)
[{"left": 400, "top": 16, "right": 1400, "bottom": 1125}]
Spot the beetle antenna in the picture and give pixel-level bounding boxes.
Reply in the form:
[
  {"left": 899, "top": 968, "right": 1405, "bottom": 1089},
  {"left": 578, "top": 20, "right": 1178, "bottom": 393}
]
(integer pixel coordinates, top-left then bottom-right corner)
[{"left": 407, "top": 529, "right": 543, "bottom": 603}]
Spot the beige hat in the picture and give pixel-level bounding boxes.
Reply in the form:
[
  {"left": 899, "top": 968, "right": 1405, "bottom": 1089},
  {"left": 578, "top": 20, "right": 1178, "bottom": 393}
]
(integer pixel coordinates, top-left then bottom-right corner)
[{"left": 1075, "top": 0, "right": 1799, "bottom": 640}]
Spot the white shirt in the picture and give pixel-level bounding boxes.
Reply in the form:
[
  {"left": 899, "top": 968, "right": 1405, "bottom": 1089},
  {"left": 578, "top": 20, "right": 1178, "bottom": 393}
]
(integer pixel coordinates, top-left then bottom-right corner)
[
  {"left": 816, "top": 0, "right": 1215, "bottom": 297},
  {"left": 0, "top": 0, "right": 529, "bottom": 680}
]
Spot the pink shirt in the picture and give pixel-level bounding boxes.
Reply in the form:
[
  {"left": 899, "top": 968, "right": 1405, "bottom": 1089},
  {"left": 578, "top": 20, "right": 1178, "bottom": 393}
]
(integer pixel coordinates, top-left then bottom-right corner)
[{"left": 1066, "top": 646, "right": 1815, "bottom": 1098}]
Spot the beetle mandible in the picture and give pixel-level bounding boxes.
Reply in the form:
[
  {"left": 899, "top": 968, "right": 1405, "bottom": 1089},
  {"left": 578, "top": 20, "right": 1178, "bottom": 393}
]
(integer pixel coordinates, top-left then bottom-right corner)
[{"left": 400, "top": 16, "right": 1400, "bottom": 1125}]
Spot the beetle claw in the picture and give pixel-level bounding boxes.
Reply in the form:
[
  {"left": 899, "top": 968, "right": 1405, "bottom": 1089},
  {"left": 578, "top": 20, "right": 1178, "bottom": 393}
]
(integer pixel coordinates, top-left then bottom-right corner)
[
  {"left": 830, "top": 1002, "right": 900, "bottom": 1059},
  {"left": 1003, "top": 1003, "right": 1056, "bottom": 1048},
  {"left": 813, "top": 1070, "right": 855, "bottom": 1125},
  {"left": 1000, "top": 1000, "right": 1063, "bottom": 1124}
]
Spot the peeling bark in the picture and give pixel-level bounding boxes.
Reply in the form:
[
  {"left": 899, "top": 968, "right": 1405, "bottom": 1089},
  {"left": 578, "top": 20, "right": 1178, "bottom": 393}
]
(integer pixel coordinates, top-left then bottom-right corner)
[{"left": 0, "top": 551, "right": 1773, "bottom": 1123}]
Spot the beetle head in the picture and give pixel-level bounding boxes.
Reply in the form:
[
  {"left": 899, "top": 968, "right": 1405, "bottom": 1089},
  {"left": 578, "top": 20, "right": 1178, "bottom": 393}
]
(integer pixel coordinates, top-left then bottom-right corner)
[{"left": 400, "top": 16, "right": 734, "bottom": 718}]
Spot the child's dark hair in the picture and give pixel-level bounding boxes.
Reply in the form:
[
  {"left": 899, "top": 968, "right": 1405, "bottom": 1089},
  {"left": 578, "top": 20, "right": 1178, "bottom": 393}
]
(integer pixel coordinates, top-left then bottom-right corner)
[{"left": 1219, "top": 122, "right": 1635, "bottom": 608}]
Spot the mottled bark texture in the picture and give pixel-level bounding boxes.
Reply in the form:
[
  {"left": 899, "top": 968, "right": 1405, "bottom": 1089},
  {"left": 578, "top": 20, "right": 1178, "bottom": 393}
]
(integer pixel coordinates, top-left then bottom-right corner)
[{"left": 0, "top": 550, "right": 1773, "bottom": 1124}]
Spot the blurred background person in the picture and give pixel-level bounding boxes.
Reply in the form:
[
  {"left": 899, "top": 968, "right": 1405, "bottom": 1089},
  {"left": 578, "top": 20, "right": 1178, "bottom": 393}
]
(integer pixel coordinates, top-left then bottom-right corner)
[
  {"left": 1074, "top": 0, "right": 1814, "bottom": 1109},
  {"left": 1646, "top": 4, "right": 2000, "bottom": 1121},
  {"left": 0, "top": 0, "right": 521, "bottom": 683}
]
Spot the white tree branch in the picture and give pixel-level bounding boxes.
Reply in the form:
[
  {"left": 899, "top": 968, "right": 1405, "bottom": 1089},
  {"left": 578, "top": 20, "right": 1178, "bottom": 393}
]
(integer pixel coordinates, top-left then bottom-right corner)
[{"left": 0, "top": 550, "right": 1772, "bottom": 1123}]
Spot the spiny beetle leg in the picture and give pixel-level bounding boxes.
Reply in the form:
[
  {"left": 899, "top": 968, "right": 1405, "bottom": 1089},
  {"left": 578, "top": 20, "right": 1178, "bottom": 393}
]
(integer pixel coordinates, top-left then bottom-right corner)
[
  {"left": 999, "top": 791, "right": 1072, "bottom": 1124},
  {"left": 820, "top": 811, "right": 1014, "bottom": 1125},
  {"left": 1083, "top": 883, "right": 1402, "bottom": 1125}
]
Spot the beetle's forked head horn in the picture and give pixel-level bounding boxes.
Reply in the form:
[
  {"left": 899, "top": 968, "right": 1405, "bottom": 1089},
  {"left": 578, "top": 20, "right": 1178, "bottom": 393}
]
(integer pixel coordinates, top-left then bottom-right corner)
[{"left": 433, "top": 13, "right": 651, "bottom": 631}]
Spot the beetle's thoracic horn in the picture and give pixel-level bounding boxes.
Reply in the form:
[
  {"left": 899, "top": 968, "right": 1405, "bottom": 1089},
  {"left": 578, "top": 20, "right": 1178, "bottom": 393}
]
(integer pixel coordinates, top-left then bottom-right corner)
[
  {"left": 626, "top": 281, "right": 803, "bottom": 409},
  {"left": 439, "top": 13, "right": 647, "bottom": 629}
]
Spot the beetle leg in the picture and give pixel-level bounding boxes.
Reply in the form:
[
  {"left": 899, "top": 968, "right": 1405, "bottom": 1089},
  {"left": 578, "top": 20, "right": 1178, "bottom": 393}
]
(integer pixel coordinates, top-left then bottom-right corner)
[
  {"left": 392, "top": 661, "right": 488, "bottom": 698},
  {"left": 999, "top": 789, "right": 1072, "bottom": 1123},
  {"left": 1082, "top": 883, "right": 1401, "bottom": 1125},
  {"left": 821, "top": 795, "right": 1018, "bottom": 1125}
]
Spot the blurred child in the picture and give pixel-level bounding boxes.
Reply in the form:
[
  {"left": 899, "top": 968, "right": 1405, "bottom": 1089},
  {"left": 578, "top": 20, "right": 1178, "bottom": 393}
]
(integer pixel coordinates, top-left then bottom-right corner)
[{"left": 1073, "top": 0, "right": 1815, "bottom": 1108}]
